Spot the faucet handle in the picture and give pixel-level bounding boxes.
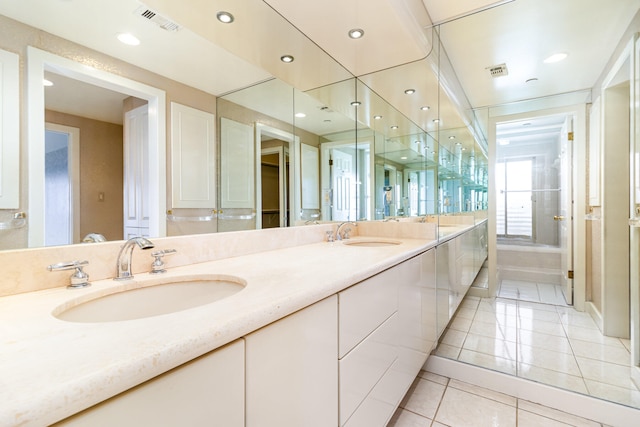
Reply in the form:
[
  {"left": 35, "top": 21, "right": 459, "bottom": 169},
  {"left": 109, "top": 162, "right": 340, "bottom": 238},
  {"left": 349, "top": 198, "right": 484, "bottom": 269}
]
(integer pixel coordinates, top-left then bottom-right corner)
[
  {"left": 150, "top": 249, "right": 177, "bottom": 274},
  {"left": 47, "top": 260, "right": 90, "bottom": 289},
  {"left": 342, "top": 227, "right": 352, "bottom": 239},
  {"left": 325, "top": 231, "right": 334, "bottom": 243}
]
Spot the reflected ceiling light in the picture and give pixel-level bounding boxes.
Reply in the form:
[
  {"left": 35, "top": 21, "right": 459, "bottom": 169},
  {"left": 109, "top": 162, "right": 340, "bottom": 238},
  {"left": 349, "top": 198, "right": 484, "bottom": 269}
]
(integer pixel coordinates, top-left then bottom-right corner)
[
  {"left": 498, "top": 138, "right": 510, "bottom": 146},
  {"left": 117, "top": 32, "right": 140, "bottom": 46},
  {"left": 374, "top": 115, "right": 382, "bottom": 120},
  {"left": 448, "top": 136, "right": 455, "bottom": 140},
  {"left": 455, "top": 142, "right": 462, "bottom": 146},
  {"left": 350, "top": 101, "right": 361, "bottom": 107},
  {"left": 390, "top": 125, "right": 398, "bottom": 130},
  {"left": 414, "top": 140, "right": 420, "bottom": 144},
  {"left": 43, "top": 79, "right": 54, "bottom": 87},
  {"left": 404, "top": 89, "right": 415, "bottom": 95},
  {"left": 348, "top": 28, "right": 364, "bottom": 39},
  {"left": 433, "top": 119, "right": 440, "bottom": 124},
  {"left": 400, "top": 156, "right": 408, "bottom": 160},
  {"left": 420, "top": 106, "right": 430, "bottom": 111},
  {"left": 462, "top": 148, "right": 467, "bottom": 151},
  {"left": 280, "top": 55, "right": 294, "bottom": 63},
  {"left": 295, "top": 112, "right": 306, "bottom": 118},
  {"left": 544, "top": 52, "right": 568, "bottom": 63},
  {"left": 216, "top": 11, "right": 234, "bottom": 23}
]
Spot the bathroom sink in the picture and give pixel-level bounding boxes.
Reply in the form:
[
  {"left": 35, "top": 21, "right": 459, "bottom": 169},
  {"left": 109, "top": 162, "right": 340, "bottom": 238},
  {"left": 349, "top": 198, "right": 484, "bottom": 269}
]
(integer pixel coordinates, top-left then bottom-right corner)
[
  {"left": 342, "top": 238, "right": 401, "bottom": 247},
  {"left": 54, "top": 275, "right": 246, "bottom": 323}
]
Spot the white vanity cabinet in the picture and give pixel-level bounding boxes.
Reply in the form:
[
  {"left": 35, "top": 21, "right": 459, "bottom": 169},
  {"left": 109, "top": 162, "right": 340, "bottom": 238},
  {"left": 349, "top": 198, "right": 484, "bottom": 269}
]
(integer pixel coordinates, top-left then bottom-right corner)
[
  {"left": 55, "top": 339, "right": 245, "bottom": 427},
  {"left": 245, "top": 295, "right": 338, "bottom": 427},
  {"left": 339, "top": 249, "right": 436, "bottom": 427}
]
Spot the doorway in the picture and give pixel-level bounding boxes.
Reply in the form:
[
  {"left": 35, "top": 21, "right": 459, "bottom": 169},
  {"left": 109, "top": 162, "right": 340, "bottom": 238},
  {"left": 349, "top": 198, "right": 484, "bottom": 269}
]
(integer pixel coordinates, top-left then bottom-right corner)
[
  {"left": 260, "top": 146, "right": 290, "bottom": 228},
  {"left": 491, "top": 112, "right": 576, "bottom": 306},
  {"left": 44, "top": 123, "right": 79, "bottom": 246},
  {"left": 27, "top": 47, "right": 166, "bottom": 247}
]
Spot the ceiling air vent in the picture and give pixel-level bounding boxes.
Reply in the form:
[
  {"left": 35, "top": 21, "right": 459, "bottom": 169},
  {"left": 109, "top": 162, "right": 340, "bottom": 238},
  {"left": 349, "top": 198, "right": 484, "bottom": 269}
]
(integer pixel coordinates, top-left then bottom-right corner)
[
  {"left": 487, "top": 63, "right": 508, "bottom": 78},
  {"left": 134, "top": 5, "right": 182, "bottom": 32}
]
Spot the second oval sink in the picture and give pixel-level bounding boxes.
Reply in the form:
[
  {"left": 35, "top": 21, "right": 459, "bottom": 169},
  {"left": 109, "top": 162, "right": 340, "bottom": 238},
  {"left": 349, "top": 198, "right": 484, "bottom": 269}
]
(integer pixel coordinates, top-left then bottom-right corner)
[{"left": 54, "top": 275, "right": 245, "bottom": 323}]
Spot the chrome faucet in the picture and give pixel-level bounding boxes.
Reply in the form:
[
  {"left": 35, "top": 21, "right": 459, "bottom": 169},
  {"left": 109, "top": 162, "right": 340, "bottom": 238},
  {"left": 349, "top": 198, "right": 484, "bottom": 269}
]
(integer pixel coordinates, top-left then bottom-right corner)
[
  {"left": 335, "top": 221, "right": 357, "bottom": 240},
  {"left": 114, "top": 236, "right": 155, "bottom": 281}
]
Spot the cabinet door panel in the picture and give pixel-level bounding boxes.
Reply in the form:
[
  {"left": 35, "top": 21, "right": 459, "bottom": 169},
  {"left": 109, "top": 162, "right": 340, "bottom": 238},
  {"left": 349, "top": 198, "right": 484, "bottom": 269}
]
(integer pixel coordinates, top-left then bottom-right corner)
[
  {"left": 246, "top": 296, "right": 338, "bottom": 427},
  {"left": 56, "top": 339, "right": 244, "bottom": 427}
]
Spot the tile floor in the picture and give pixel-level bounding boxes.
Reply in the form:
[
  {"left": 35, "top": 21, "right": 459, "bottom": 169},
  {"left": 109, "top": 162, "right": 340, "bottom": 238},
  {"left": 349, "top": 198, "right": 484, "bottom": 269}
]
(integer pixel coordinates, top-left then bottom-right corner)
[
  {"left": 388, "top": 370, "right": 607, "bottom": 426},
  {"left": 498, "top": 278, "right": 568, "bottom": 306},
  {"left": 433, "top": 270, "right": 640, "bottom": 409}
]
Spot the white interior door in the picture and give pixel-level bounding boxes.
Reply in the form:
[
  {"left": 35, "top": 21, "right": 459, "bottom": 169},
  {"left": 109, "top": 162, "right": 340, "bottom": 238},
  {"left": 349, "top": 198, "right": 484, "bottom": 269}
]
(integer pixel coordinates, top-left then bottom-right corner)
[
  {"left": 331, "top": 148, "right": 356, "bottom": 221},
  {"left": 123, "top": 104, "right": 150, "bottom": 238},
  {"left": 559, "top": 116, "right": 574, "bottom": 305}
]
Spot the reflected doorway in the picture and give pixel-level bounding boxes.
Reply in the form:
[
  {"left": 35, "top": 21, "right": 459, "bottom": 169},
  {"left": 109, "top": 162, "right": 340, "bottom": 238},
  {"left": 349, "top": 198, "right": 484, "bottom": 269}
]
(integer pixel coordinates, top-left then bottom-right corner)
[
  {"left": 494, "top": 113, "right": 573, "bottom": 305},
  {"left": 260, "top": 146, "right": 290, "bottom": 228},
  {"left": 44, "top": 123, "right": 79, "bottom": 246}
]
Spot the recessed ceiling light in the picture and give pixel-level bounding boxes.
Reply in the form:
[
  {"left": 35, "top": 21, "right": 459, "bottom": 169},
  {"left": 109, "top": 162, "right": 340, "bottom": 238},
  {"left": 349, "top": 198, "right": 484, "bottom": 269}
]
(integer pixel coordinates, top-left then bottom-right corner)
[
  {"left": 433, "top": 119, "right": 440, "bottom": 124},
  {"left": 544, "top": 53, "right": 568, "bottom": 63},
  {"left": 415, "top": 140, "right": 420, "bottom": 144},
  {"left": 295, "top": 112, "right": 306, "bottom": 118},
  {"left": 400, "top": 156, "right": 408, "bottom": 160},
  {"left": 420, "top": 106, "right": 430, "bottom": 111},
  {"left": 455, "top": 142, "right": 462, "bottom": 146},
  {"left": 373, "top": 115, "right": 382, "bottom": 120},
  {"left": 280, "top": 55, "right": 294, "bottom": 63},
  {"left": 390, "top": 125, "right": 398, "bottom": 130},
  {"left": 216, "top": 11, "right": 234, "bottom": 23},
  {"left": 448, "top": 136, "right": 455, "bottom": 140},
  {"left": 404, "top": 89, "right": 416, "bottom": 95},
  {"left": 43, "top": 79, "right": 54, "bottom": 87},
  {"left": 117, "top": 33, "right": 140, "bottom": 46},
  {"left": 348, "top": 28, "right": 364, "bottom": 39},
  {"left": 350, "top": 101, "right": 361, "bottom": 107}
]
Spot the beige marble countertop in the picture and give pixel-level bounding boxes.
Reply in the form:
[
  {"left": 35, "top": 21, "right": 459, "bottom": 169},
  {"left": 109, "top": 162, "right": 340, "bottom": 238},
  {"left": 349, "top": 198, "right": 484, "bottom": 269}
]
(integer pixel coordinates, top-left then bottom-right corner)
[{"left": 0, "top": 235, "right": 435, "bottom": 426}]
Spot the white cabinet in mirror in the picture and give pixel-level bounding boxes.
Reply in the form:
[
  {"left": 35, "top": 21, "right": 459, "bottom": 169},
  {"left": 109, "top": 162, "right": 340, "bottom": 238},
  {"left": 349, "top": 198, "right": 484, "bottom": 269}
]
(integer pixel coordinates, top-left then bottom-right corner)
[{"left": 0, "top": 48, "right": 19, "bottom": 209}]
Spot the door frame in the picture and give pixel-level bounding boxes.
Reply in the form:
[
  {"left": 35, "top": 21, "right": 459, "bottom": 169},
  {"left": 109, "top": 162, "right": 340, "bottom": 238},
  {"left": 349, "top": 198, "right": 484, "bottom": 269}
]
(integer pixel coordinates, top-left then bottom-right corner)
[
  {"left": 487, "top": 105, "right": 587, "bottom": 310},
  {"left": 27, "top": 46, "right": 166, "bottom": 247}
]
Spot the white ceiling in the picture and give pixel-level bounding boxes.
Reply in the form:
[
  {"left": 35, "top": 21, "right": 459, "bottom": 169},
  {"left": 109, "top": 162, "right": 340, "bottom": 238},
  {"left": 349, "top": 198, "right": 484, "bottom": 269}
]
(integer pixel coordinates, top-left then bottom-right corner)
[{"left": 1, "top": 0, "right": 638, "bottom": 140}]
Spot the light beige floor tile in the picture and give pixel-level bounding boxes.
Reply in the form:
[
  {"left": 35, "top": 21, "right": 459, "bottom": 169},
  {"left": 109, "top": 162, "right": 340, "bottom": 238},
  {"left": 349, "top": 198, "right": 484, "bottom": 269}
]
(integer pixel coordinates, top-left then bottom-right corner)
[
  {"left": 576, "top": 356, "right": 636, "bottom": 390},
  {"left": 432, "top": 342, "right": 462, "bottom": 359},
  {"left": 459, "top": 298, "right": 480, "bottom": 310},
  {"left": 570, "top": 338, "right": 631, "bottom": 366},
  {"left": 417, "top": 370, "right": 449, "bottom": 386},
  {"left": 458, "top": 349, "right": 517, "bottom": 375},
  {"left": 518, "top": 316, "right": 567, "bottom": 337},
  {"left": 517, "top": 408, "right": 575, "bottom": 426},
  {"left": 469, "top": 318, "right": 518, "bottom": 342},
  {"left": 584, "top": 379, "right": 640, "bottom": 409},
  {"left": 621, "top": 338, "right": 632, "bottom": 352},
  {"left": 517, "top": 363, "right": 589, "bottom": 394},
  {"left": 556, "top": 310, "right": 599, "bottom": 329},
  {"left": 519, "top": 300, "right": 559, "bottom": 313},
  {"left": 448, "top": 378, "right": 517, "bottom": 406},
  {"left": 564, "top": 324, "right": 623, "bottom": 346},
  {"left": 440, "top": 328, "right": 467, "bottom": 348},
  {"left": 463, "top": 333, "right": 517, "bottom": 360},
  {"left": 517, "top": 305, "right": 561, "bottom": 322},
  {"left": 477, "top": 297, "right": 518, "bottom": 314},
  {"left": 518, "top": 400, "right": 601, "bottom": 427},
  {"left": 518, "top": 329, "right": 573, "bottom": 354},
  {"left": 434, "top": 387, "right": 516, "bottom": 426},
  {"left": 537, "top": 283, "right": 568, "bottom": 306},
  {"left": 518, "top": 343, "right": 581, "bottom": 376},
  {"left": 474, "top": 309, "right": 518, "bottom": 326},
  {"left": 399, "top": 377, "right": 446, "bottom": 419},
  {"left": 386, "top": 408, "right": 431, "bottom": 427},
  {"left": 448, "top": 315, "right": 473, "bottom": 332},
  {"left": 454, "top": 307, "right": 477, "bottom": 320}
]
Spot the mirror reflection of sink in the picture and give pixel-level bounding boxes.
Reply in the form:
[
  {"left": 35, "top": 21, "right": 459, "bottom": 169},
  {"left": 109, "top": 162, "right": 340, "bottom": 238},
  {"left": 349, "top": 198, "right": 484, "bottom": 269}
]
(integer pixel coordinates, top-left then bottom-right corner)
[
  {"left": 54, "top": 275, "right": 246, "bottom": 323},
  {"left": 342, "top": 239, "right": 401, "bottom": 247}
]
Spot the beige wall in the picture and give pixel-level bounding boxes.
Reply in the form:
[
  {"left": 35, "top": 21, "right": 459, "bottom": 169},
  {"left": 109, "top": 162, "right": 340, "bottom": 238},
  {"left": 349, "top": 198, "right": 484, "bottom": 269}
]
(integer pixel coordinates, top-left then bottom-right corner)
[{"left": 45, "top": 110, "right": 124, "bottom": 241}]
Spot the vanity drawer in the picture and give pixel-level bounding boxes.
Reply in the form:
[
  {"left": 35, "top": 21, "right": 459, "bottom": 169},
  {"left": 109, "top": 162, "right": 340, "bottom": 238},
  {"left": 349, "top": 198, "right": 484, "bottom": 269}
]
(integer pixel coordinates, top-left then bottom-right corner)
[
  {"left": 339, "top": 313, "right": 398, "bottom": 426},
  {"left": 339, "top": 265, "right": 400, "bottom": 358}
]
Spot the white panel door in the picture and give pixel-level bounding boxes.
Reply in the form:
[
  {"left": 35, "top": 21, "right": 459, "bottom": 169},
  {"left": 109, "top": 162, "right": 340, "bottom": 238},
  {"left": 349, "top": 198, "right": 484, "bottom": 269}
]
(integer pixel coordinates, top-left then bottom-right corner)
[
  {"left": 0, "top": 48, "right": 19, "bottom": 209},
  {"left": 124, "top": 104, "right": 150, "bottom": 237},
  {"left": 220, "top": 117, "right": 254, "bottom": 209},
  {"left": 170, "top": 103, "right": 215, "bottom": 208}
]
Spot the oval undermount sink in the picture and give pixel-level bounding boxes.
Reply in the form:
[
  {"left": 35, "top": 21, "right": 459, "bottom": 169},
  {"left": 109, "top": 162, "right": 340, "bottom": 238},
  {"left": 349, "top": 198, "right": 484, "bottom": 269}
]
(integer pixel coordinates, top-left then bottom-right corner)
[
  {"left": 342, "top": 239, "right": 401, "bottom": 247},
  {"left": 54, "top": 275, "right": 246, "bottom": 323}
]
